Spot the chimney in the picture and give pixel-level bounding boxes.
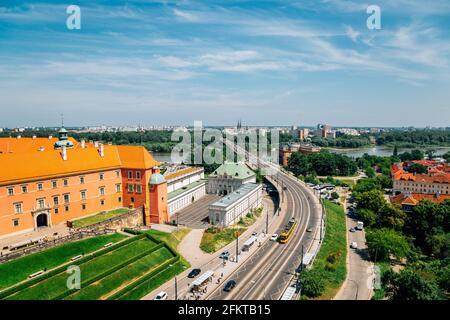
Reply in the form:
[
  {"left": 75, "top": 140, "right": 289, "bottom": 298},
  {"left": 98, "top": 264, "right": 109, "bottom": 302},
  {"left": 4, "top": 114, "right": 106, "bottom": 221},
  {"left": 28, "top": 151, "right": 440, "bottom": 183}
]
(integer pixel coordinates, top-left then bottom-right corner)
[
  {"left": 49, "top": 135, "right": 53, "bottom": 139},
  {"left": 81, "top": 139, "right": 86, "bottom": 149},
  {"left": 61, "top": 146, "right": 67, "bottom": 161},
  {"left": 32, "top": 135, "right": 36, "bottom": 139},
  {"left": 17, "top": 135, "right": 21, "bottom": 139},
  {"left": 99, "top": 143, "right": 104, "bottom": 158},
  {"left": 94, "top": 141, "right": 99, "bottom": 148}
]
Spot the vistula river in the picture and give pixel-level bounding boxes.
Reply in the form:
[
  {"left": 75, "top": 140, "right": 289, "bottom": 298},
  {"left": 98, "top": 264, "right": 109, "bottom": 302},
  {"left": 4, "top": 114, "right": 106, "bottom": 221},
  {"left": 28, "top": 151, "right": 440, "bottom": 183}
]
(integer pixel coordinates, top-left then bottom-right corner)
[{"left": 153, "top": 146, "right": 450, "bottom": 164}]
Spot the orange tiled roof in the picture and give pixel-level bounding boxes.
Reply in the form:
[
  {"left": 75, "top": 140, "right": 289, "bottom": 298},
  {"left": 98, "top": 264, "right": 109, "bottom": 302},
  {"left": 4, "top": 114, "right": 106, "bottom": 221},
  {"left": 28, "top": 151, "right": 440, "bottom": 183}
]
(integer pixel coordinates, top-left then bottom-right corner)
[
  {"left": 0, "top": 137, "right": 77, "bottom": 154},
  {"left": 0, "top": 142, "right": 159, "bottom": 185},
  {"left": 164, "top": 167, "right": 202, "bottom": 181},
  {"left": 392, "top": 169, "right": 450, "bottom": 184},
  {"left": 116, "top": 145, "right": 159, "bottom": 169},
  {"left": 391, "top": 193, "right": 450, "bottom": 206}
]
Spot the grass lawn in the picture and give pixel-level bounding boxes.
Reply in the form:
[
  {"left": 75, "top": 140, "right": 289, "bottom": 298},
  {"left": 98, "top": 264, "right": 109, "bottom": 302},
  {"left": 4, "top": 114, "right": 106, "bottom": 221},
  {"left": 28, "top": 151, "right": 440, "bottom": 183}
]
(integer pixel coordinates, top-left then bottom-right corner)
[
  {"left": 72, "top": 208, "right": 131, "bottom": 228},
  {"left": 309, "top": 200, "right": 347, "bottom": 300},
  {"left": 117, "top": 260, "right": 186, "bottom": 300},
  {"left": 7, "top": 237, "right": 157, "bottom": 300},
  {"left": 200, "top": 210, "right": 262, "bottom": 253},
  {"left": 65, "top": 247, "right": 174, "bottom": 300},
  {"left": 144, "top": 228, "right": 191, "bottom": 250},
  {"left": 0, "top": 233, "right": 125, "bottom": 291}
]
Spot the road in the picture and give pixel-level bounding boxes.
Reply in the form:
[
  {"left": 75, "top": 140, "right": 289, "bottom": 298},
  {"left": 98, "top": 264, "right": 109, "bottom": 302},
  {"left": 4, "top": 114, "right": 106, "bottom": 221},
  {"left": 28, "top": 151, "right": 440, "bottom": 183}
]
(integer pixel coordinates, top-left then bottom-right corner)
[
  {"left": 206, "top": 143, "right": 322, "bottom": 300},
  {"left": 334, "top": 196, "right": 373, "bottom": 300}
]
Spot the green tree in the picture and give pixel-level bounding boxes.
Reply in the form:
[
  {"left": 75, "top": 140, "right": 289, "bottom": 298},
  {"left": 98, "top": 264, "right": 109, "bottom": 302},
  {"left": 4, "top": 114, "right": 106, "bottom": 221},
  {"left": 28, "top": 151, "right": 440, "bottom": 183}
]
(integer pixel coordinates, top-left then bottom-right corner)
[
  {"left": 365, "top": 167, "right": 376, "bottom": 178},
  {"left": 393, "top": 145, "right": 398, "bottom": 157},
  {"left": 299, "top": 269, "right": 325, "bottom": 298},
  {"left": 383, "top": 269, "right": 442, "bottom": 300},
  {"left": 356, "top": 208, "right": 377, "bottom": 227},
  {"left": 354, "top": 189, "right": 386, "bottom": 214},
  {"left": 366, "top": 228, "right": 410, "bottom": 262},
  {"left": 407, "top": 163, "right": 428, "bottom": 174},
  {"left": 330, "top": 192, "right": 339, "bottom": 200},
  {"left": 286, "top": 152, "right": 310, "bottom": 176},
  {"left": 378, "top": 204, "right": 406, "bottom": 231},
  {"left": 443, "top": 151, "right": 450, "bottom": 163},
  {"left": 410, "top": 149, "right": 425, "bottom": 160}
]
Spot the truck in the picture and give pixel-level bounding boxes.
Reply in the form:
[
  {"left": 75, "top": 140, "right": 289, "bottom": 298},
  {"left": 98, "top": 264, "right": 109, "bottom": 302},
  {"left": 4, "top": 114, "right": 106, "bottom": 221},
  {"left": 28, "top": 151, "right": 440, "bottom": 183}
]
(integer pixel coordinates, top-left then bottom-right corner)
[{"left": 356, "top": 221, "right": 364, "bottom": 231}]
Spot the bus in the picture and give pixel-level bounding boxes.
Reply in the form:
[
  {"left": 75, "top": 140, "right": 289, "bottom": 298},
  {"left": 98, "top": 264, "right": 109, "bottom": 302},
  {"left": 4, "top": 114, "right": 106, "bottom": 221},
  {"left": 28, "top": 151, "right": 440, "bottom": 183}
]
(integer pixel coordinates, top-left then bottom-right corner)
[{"left": 278, "top": 218, "right": 297, "bottom": 244}]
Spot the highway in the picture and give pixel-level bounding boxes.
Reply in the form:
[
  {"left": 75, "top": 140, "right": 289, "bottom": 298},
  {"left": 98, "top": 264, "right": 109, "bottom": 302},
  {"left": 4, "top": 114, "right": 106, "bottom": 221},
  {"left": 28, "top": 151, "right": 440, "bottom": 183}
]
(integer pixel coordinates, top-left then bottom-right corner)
[{"left": 208, "top": 146, "right": 322, "bottom": 300}]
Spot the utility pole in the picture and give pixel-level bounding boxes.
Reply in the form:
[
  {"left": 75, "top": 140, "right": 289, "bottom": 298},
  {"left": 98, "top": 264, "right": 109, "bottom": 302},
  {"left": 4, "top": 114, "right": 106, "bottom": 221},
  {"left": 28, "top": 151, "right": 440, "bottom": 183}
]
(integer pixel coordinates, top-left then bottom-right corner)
[
  {"left": 266, "top": 210, "right": 269, "bottom": 234},
  {"left": 301, "top": 245, "right": 304, "bottom": 273},
  {"left": 235, "top": 231, "right": 239, "bottom": 263},
  {"left": 175, "top": 276, "right": 178, "bottom": 300}
]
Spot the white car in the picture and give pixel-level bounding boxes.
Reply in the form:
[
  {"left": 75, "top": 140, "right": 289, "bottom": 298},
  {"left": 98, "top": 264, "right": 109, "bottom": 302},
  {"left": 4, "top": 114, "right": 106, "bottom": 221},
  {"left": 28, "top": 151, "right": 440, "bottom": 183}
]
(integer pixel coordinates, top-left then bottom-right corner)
[
  {"left": 350, "top": 242, "right": 358, "bottom": 249},
  {"left": 154, "top": 291, "right": 168, "bottom": 300},
  {"left": 270, "top": 234, "right": 279, "bottom": 241}
]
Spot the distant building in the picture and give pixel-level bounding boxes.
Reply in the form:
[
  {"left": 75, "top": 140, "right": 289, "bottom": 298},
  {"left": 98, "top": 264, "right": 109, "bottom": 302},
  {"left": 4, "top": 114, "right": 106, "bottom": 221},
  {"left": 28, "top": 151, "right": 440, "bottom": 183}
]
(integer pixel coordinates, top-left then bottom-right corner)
[
  {"left": 207, "top": 162, "right": 256, "bottom": 195},
  {"left": 391, "top": 161, "right": 450, "bottom": 196},
  {"left": 279, "top": 143, "right": 321, "bottom": 167},
  {"left": 208, "top": 183, "right": 262, "bottom": 227},
  {"left": 390, "top": 193, "right": 450, "bottom": 213}
]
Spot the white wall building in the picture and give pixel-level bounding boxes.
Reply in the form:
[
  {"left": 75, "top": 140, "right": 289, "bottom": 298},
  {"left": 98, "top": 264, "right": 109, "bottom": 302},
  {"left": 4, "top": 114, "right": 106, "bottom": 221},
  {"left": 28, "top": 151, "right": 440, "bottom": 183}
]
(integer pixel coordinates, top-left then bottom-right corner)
[
  {"left": 207, "top": 162, "right": 256, "bottom": 196},
  {"left": 208, "top": 183, "right": 262, "bottom": 227},
  {"left": 165, "top": 167, "right": 207, "bottom": 217}
]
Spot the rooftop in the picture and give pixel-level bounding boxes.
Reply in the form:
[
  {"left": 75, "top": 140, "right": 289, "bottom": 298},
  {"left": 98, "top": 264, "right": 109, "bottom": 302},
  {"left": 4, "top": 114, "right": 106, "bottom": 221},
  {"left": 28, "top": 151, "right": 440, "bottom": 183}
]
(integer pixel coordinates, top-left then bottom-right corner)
[
  {"left": 210, "top": 183, "right": 261, "bottom": 209},
  {"left": 209, "top": 162, "right": 255, "bottom": 180},
  {"left": 168, "top": 179, "right": 206, "bottom": 200}
]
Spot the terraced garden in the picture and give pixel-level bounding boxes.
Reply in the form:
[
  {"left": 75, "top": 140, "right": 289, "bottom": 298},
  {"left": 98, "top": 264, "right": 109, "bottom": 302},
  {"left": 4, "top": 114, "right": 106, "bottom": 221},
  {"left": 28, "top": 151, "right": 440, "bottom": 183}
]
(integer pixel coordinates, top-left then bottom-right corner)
[{"left": 0, "top": 231, "right": 188, "bottom": 300}]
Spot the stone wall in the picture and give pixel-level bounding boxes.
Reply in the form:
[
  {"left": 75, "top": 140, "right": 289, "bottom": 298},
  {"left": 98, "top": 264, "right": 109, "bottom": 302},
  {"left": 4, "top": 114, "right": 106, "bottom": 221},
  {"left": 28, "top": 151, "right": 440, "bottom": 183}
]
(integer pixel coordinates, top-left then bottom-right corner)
[{"left": 77, "top": 207, "right": 145, "bottom": 232}]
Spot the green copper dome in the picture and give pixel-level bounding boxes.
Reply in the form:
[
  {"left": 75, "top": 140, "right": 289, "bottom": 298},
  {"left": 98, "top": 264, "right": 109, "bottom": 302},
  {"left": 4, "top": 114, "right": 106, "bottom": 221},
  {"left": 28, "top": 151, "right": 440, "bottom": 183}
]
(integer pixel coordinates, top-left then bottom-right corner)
[{"left": 149, "top": 173, "right": 166, "bottom": 185}]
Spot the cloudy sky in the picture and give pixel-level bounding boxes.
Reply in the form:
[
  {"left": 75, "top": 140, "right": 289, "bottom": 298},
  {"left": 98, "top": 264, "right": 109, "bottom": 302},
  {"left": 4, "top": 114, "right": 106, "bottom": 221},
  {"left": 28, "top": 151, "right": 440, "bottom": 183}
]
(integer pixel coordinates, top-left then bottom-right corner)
[{"left": 0, "top": 0, "right": 449, "bottom": 127}]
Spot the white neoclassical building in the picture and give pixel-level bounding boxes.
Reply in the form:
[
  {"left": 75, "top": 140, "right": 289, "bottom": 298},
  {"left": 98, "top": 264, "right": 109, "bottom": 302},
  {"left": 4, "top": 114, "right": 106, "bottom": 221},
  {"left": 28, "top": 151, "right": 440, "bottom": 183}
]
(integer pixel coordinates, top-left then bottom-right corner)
[
  {"left": 207, "top": 162, "right": 256, "bottom": 196},
  {"left": 208, "top": 183, "right": 262, "bottom": 228}
]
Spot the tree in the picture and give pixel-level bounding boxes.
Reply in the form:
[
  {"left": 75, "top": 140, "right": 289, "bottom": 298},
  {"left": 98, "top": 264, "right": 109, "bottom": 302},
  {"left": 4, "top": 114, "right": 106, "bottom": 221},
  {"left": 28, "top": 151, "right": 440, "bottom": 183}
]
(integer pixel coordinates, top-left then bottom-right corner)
[
  {"left": 352, "top": 178, "right": 381, "bottom": 194},
  {"left": 299, "top": 269, "right": 325, "bottom": 298},
  {"left": 443, "top": 151, "right": 450, "bottom": 163},
  {"left": 330, "top": 192, "right": 339, "bottom": 200},
  {"left": 356, "top": 208, "right": 377, "bottom": 227},
  {"left": 410, "top": 149, "right": 425, "bottom": 160},
  {"left": 365, "top": 167, "right": 376, "bottom": 178},
  {"left": 287, "top": 152, "right": 310, "bottom": 177},
  {"left": 378, "top": 204, "right": 406, "bottom": 231},
  {"left": 354, "top": 189, "right": 386, "bottom": 214},
  {"left": 383, "top": 269, "right": 442, "bottom": 300},
  {"left": 407, "top": 163, "right": 428, "bottom": 174},
  {"left": 366, "top": 228, "right": 410, "bottom": 261},
  {"left": 375, "top": 174, "right": 393, "bottom": 189},
  {"left": 393, "top": 145, "right": 398, "bottom": 157}
]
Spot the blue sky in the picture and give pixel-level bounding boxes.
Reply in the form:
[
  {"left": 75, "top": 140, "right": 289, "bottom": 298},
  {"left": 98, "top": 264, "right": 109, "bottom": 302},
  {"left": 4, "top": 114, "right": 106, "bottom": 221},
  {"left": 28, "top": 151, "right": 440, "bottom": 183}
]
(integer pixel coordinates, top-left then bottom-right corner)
[{"left": 0, "top": 0, "right": 449, "bottom": 127}]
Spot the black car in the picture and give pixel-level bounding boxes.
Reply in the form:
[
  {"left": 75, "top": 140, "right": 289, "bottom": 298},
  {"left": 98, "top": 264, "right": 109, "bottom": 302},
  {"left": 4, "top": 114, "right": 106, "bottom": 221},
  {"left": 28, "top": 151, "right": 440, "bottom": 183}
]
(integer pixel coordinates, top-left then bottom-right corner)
[
  {"left": 187, "top": 268, "right": 201, "bottom": 278},
  {"left": 223, "top": 280, "right": 237, "bottom": 292}
]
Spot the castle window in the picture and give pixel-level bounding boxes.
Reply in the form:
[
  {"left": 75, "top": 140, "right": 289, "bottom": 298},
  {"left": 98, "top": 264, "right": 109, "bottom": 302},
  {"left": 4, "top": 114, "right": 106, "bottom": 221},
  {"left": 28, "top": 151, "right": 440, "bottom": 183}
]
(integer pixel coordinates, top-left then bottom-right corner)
[
  {"left": 37, "top": 183, "right": 44, "bottom": 191},
  {"left": 136, "top": 184, "right": 142, "bottom": 193},
  {"left": 36, "top": 198, "right": 45, "bottom": 209},
  {"left": 53, "top": 196, "right": 59, "bottom": 206},
  {"left": 63, "top": 194, "right": 70, "bottom": 203},
  {"left": 65, "top": 205, "right": 69, "bottom": 212},
  {"left": 99, "top": 187, "right": 105, "bottom": 196},
  {"left": 136, "top": 172, "right": 141, "bottom": 179},
  {"left": 100, "top": 199, "right": 105, "bottom": 206},
  {"left": 21, "top": 185, "right": 27, "bottom": 193},
  {"left": 52, "top": 180, "right": 57, "bottom": 188},
  {"left": 116, "top": 170, "right": 120, "bottom": 178},
  {"left": 116, "top": 184, "right": 121, "bottom": 193},
  {"left": 63, "top": 179, "right": 69, "bottom": 187},
  {"left": 80, "top": 176, "right": 85, "bottom": 184},
  {"left": 128, "top": 171, "right": 133, "bottom": 180},
  {"left": 13, "top": 219, "right": 19, "bottom": 227},
  {"left": 99, "top": 173, "right": 105, "bottom": 181},
  {"left": 128, "top": 184, "right": 134, "bottom": 193},
  {"left": 7, "top": 187, "right": 14, "bottom": 196},
  {"left": 82, "top": 204, "right": 86, "bottom": 210},
  {"left": 80, "top": 190, "right": 87, "bottom": 200},
  {"left": 14, "top": 203, "right": 23, "bottom": 214}
]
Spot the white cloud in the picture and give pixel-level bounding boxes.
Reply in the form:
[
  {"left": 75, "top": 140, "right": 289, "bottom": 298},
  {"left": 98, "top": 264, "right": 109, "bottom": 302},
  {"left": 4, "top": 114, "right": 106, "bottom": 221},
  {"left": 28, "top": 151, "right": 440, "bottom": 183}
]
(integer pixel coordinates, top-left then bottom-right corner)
[{"left": 345, "top": 26, "right": 360, "bottom": 42}]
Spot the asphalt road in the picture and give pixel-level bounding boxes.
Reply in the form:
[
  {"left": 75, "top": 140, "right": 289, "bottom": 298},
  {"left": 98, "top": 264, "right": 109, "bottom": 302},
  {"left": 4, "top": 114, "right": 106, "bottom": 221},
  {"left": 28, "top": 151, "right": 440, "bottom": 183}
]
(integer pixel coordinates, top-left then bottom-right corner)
[{"left": 207, "top": 171, "right": 321, "bottom": 300}]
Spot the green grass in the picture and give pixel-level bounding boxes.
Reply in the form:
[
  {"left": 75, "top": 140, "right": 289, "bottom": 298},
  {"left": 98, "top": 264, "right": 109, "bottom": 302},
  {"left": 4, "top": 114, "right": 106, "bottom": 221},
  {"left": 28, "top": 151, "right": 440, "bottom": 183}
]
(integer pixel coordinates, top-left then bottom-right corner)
[
  {"left": 65, "top": 247, "right": 174, "bottom": 300},
  {"left": 200, "top": 211, "right": 260, "bottom": 253},
  {"left": 7, "top": 237, "right": 156, "bottom": 300},
  {"left": 309, "top": 200, "right": 347, "bottom": 300},
  {"left": 0, "top": 233, "right": 125, "bottom": 291},
  {"left": 117, "top": 260, "right": 186, "bottom": 300},
  {"left": 72, "top": 208, "right": 131, "bottom": 228}
]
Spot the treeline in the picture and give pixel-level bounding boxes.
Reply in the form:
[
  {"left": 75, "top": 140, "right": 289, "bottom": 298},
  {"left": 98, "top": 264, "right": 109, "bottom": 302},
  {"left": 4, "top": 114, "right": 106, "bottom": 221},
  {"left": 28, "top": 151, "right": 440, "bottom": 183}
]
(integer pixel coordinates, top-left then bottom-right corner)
[
  {"left": 311, "top": 135, "right": 372, "bottom": 148},
  {"left": 286, "top": 151, "right": 358, "bottom": 177},
  {"left": 375, "top": 129, "right": 450, "bottom": 147}
]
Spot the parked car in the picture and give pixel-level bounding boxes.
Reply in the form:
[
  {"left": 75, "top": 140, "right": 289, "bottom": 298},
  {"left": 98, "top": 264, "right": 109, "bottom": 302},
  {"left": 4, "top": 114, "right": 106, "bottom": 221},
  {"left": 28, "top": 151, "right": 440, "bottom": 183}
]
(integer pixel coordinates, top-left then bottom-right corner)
[
  {"left": 252, "top": 232, "right": 258, "bottom": 237},
  {"left": 187, "top": 268, "right": 201, "bottom": 278},
  {"left": 306, "top": 228, "right": 313, "bottom": 233},
  {"left": 270, "top": 234, "right": 279, "bottom": 241},
  {"left": 350, "top": 242, "right": 358, "bottom": 249},
  {"left": 219, "top": 251, "right": 230, "bottom": 260},
  {"left": 349, "top": 228, "right": 356, "bottom": 233},
  {"left": 223, "top": 280, "right": 237, "bottom": 292},
  {"left": 154, "top": 291, "right": 168, "bottom": 300}
]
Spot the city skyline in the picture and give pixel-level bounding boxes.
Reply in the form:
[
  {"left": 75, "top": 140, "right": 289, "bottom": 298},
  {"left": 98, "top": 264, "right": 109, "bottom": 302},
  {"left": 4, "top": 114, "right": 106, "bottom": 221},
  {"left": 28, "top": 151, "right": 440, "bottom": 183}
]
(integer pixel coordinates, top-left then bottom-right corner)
[{"left": 1, "top": 0, "right": 450, "bottom": 127}]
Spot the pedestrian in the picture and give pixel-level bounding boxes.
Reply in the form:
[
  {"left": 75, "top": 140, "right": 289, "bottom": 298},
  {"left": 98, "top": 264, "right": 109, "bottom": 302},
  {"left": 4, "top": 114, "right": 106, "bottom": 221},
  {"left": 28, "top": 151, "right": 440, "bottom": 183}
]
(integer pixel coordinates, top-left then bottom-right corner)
[{"left": 221, "top": 273, "right": 224, "bottom": 278}]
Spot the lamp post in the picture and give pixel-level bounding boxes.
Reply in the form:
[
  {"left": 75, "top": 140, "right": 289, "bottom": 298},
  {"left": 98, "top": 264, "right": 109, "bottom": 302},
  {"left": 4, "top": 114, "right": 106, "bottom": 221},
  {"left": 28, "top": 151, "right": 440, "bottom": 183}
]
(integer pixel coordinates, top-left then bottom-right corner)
[
  {"left": 235, "top": 231, "right": 240, "bottom": 263},
  {"left": 175, "top": 276, "right": 178, "bottom": 300}
]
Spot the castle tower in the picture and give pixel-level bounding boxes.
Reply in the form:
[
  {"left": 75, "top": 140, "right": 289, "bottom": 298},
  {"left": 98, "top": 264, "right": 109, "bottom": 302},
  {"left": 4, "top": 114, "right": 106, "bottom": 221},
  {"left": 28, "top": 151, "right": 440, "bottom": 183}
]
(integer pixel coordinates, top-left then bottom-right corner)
[{"left": 148, "top": 169, "right": 169, "bottom": 224}]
